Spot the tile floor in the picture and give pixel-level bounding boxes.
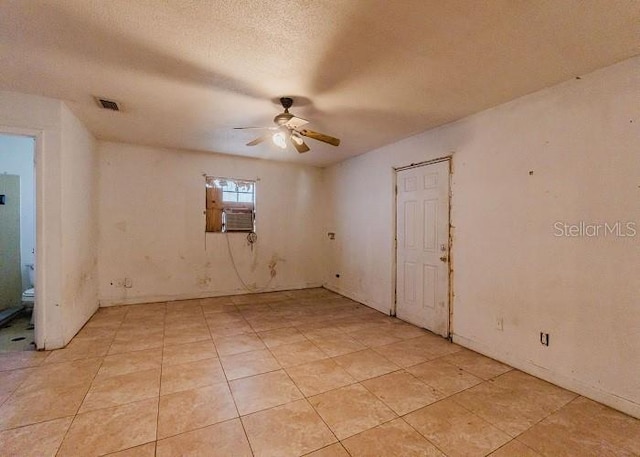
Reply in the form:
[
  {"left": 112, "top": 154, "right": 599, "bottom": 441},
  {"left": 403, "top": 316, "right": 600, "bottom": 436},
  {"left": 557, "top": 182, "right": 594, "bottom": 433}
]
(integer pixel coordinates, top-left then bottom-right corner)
[
  {"left": 0, "top": 288, "right": 638, "bottom": 456},
  {"left": 0, "top": 314, "right": 35, "bottom": 352}
]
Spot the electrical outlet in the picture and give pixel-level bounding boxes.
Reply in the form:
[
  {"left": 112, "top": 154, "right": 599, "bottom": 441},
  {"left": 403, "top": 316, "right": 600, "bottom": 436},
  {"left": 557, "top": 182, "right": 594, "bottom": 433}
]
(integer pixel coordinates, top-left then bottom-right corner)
[
  {"left": 110, "top": 278, "right": 129, "bottom": 288},
  {"left": 540, "top": 332, "right": 550, "bottom": 346},
  {"left": 496, "top": 318, "right": 503, "bottom": 331}
]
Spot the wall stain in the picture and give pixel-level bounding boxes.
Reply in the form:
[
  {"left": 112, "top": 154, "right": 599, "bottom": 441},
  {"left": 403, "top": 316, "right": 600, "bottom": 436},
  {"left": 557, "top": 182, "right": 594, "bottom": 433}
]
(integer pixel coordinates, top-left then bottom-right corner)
[
  {"left": 268, "top": 254, "right": 286, "bottom": 278},
  {"left": 197, "top": 276, "right": 212, "bottom": 287}
]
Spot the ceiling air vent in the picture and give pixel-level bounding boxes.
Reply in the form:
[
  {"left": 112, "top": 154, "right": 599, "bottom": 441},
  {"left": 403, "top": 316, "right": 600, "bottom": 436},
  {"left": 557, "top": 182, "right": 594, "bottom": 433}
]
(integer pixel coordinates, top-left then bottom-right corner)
[{"left": 95, "top": 97, "right": 120, "bottom": 111}]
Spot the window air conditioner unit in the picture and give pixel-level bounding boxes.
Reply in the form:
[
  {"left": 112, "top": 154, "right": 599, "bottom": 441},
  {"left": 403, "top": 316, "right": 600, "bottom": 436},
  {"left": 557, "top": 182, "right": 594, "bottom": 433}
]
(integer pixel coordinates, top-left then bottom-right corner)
[{"left": 225, "top": 210, "right": 254, "bottom": 231}]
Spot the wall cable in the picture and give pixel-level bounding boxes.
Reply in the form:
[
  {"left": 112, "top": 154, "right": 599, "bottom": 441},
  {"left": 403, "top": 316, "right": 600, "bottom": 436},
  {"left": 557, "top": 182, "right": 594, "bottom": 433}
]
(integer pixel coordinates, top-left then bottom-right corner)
[{"left": 225, "top": 232, "right": 273, "bottom": 293}]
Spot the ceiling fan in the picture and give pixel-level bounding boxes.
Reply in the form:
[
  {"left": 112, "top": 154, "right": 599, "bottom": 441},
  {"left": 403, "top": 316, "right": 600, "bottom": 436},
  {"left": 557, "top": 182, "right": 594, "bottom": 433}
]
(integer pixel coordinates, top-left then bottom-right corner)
[{"left": 234, "top": 97, "right": 340, "bottom": 153}]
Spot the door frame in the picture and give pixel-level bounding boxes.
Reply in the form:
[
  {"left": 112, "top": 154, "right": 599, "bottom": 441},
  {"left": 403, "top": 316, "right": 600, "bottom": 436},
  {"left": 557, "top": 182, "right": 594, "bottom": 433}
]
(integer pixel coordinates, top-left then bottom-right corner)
[
  {"left": 0, "top": 126, "right": 45, "bottom": 348},
  {"left": 392, "top": 156, "right": 453, "bottom": 337}
]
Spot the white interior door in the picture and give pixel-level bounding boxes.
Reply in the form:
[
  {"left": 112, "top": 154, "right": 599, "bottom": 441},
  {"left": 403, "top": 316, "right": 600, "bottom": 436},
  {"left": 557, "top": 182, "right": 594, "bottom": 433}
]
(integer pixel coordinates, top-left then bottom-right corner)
[{"left": 396, "top": 161, "right": 450, "bottom": 337}]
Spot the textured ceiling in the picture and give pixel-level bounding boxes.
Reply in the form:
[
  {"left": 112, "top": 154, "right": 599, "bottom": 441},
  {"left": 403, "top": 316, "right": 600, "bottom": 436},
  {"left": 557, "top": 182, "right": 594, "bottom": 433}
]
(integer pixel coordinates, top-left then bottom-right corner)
[{"left": 1, "top": 0, "right": 638, "bottom": 166}]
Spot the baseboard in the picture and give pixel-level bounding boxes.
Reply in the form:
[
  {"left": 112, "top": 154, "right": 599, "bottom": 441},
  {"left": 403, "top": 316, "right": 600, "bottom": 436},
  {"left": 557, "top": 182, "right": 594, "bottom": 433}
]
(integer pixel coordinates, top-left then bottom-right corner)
[
  {"left": 452, "top": 333, "right": 640, "bottom": 420},
  {"left": 323, "top": 283, "right": 391, "bottom": 315},
  {"left": 98, "top": 282, "right": 324, "bottom": 307}
]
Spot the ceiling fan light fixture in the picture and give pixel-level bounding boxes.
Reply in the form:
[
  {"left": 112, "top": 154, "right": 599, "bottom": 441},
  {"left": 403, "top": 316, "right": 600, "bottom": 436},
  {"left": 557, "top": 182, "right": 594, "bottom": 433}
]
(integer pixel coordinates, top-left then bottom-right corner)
[
  {"left": 272, "top": 131, "right": 288, "bottom": 149},
  {"left": 236, "top": 96, "right": 340, "bottom": 153}
]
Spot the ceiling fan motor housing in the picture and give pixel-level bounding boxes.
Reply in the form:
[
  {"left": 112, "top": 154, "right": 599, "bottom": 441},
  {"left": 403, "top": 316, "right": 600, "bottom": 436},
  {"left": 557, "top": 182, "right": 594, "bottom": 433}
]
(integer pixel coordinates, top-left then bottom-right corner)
[
  {"left": 274, "top": 112, "right": 294, "bottom": 125},
  {"left": 274, "top": 97, "right": 295, "bottom": 125}
]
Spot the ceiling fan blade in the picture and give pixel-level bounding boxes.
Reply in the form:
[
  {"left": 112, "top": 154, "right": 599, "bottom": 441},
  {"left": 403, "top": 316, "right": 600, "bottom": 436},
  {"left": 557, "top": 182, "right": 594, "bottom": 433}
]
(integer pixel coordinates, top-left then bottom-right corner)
[
  {"left": 284, "top": 116, "right": 309, "bottom": 129},
  {"left": 246, "top": 136, "right": 268, "bottom": 146},
  {"left": 234, "top": 126, "right": 275, "bottom": 130},
  {"left": 298, "top": 129, "right": 340, "bottom": 147},
  {"left": 289, "top": 136, "right": 310, "bottom": 153}
]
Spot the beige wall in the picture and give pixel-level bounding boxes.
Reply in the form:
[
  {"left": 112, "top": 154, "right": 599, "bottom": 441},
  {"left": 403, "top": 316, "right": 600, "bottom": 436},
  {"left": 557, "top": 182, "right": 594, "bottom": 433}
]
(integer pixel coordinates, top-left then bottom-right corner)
[
  {"left": 0, "top": 91, "right": 98, "bottom": 349},
  {"left": 97, "top": 142, "right": 326, "bottom": 305},
  {"left": 324, "top": 56, "right": 640, "bottom": 418},
  {"left": 60, "top": 105, "right": 99, "bottom": 343}
]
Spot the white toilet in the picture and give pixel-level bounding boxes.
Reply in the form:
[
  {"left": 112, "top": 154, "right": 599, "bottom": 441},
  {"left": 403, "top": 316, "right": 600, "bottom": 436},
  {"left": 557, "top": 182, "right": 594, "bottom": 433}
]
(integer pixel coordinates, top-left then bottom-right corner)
[{"left": 21, "top": 264, "right": 35, "bottom": 312}]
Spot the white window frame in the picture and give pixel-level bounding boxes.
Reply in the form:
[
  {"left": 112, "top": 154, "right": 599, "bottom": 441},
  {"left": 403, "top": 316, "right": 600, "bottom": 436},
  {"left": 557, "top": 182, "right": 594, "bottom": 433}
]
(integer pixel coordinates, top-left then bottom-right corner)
[{"left": 205, "top": 176, "right": 256, "bottom": 233}]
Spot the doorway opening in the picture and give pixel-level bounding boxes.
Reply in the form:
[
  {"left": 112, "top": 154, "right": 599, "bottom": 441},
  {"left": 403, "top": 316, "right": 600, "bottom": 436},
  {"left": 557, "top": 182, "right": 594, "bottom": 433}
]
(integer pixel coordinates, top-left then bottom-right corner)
[
  {"left": 394, "top": 158, "right": 452, "bottom": 338},
  {"left": 0, "top": 133, "right": 36, "bottom": 351}
]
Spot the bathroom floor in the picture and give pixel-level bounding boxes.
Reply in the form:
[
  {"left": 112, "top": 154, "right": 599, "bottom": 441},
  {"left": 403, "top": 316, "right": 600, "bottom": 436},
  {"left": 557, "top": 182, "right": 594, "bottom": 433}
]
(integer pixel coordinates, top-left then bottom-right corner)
[
  {"left": 0, "top": 313, "right": 34, "bottom": 352},
  {"left": 0, "top": 288, "right": 638, "bottom": 456}
]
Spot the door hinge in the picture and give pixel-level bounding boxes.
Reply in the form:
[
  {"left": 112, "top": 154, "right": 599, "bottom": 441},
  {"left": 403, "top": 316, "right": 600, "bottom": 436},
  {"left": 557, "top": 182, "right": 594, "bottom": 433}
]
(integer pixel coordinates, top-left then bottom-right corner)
[{"left": 395, "top": 185, "right": 398, "bottom": 195}]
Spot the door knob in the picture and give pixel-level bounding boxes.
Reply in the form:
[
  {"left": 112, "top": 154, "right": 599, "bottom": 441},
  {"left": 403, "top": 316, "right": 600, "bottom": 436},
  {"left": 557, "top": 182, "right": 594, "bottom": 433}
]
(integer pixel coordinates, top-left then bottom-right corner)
[{"left": 440, "top": 255, "right": 448, "bottom": 262}]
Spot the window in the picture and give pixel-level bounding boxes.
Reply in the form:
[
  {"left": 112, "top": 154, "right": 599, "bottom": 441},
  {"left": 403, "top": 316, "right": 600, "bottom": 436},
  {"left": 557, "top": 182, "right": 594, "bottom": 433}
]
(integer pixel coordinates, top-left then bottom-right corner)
[{"left": 205, "top": 176, "right": 255, "bottom": 232}]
